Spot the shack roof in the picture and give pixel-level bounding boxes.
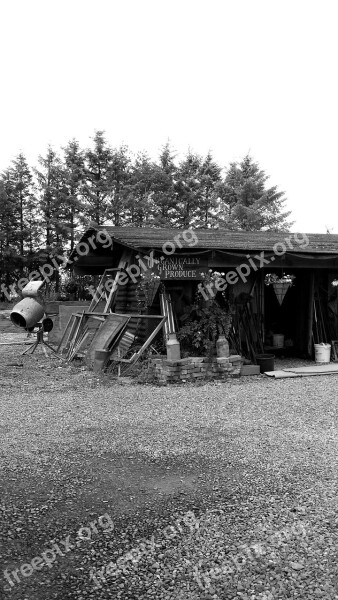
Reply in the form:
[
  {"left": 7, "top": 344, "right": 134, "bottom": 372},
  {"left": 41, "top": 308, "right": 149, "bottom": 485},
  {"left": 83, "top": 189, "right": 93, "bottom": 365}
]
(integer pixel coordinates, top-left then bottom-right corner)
[{"left": 79, "top": 226, "right": 338, "bottom": 254}]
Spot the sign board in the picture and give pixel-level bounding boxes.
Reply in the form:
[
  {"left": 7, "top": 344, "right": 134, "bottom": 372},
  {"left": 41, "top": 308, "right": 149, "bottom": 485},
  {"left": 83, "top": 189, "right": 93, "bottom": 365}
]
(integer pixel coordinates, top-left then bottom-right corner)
[{"left": 156, "top": 255, "right": 208, "bottom": 280}]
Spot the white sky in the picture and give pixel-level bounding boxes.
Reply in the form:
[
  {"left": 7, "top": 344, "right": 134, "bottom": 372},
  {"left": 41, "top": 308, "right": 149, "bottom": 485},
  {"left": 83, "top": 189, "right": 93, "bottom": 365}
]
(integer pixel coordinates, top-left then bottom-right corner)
[{"left": 0, "top": 0, "right": 337, "bottom": 233}]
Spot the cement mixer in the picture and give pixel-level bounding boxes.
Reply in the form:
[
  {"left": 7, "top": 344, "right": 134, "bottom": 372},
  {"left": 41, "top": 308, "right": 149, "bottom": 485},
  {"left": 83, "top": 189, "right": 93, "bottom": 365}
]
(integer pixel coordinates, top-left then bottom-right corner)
[
  {"left": 10, "top": 281, "right": 57, "bottom": 355},
  {"left": 10, "top": 297, "right": 45, "bottom": 329},
  {"left": 10, "top": 280, "right": 45, "bottom": 330}
]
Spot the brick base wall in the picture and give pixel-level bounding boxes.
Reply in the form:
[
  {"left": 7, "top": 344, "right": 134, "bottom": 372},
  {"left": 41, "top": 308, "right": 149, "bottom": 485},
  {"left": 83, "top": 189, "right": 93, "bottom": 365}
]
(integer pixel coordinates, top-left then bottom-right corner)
[{"left": 150, "top": 355, "right": 243, "bottom": 384}]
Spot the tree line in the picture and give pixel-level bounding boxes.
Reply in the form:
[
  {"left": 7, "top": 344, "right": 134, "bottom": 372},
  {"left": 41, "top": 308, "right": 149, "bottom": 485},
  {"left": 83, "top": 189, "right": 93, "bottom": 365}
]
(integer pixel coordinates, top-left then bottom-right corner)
[{"left": 0, "top": 130, "right": 292, "bottom": 297}]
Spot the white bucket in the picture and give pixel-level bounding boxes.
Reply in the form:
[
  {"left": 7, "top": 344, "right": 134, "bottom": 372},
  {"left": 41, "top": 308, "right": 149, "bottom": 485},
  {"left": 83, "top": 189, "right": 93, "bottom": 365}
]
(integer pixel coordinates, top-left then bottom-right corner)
[
  {"left": 314, "top": 343, "right": 331, "bottom": 364},
  {"left": 273, "top": 334, "right": 284, "bottom": 348}
]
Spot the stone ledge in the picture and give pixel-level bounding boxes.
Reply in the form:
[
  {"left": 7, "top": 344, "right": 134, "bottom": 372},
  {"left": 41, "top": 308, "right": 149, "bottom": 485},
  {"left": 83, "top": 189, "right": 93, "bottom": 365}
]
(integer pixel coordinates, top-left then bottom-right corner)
[{"left": 150, "top": 355, "right": 243, "bottom": 383}]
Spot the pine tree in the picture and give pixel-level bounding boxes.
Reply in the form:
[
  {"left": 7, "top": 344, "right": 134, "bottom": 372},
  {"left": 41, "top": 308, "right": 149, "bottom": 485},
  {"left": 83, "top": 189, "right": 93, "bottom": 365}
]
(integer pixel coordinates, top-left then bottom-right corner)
[
  {"left": 35, "top": 146, "right": 67, "bottom": 248},
  {"left": 195, "top": 152, "right": 222, "bottom": 228},
  {"left": 63, "top": 139, "right": 85, "bottom": 250},
  {"left": 82, "top": 131, "right": 114, "bottom": 226},
  {"left": 172, "top": 151, "right": 202, "bottom": 228},
  {"left": 217, "top": 154, "right": 292, "bottom": 231},
  {"left": 8, "top": 153, "right": 39, "bottom": 261},
  {"left": 0, "top": 175, "right": 22, "bottom": 293},
  {"left": 151, "top": 142, "right": 178, "bottom": 226},
  {"left": 123, "top": 152, "right": 158, "bottom": 226},
  {"left": 108, "top": 145, "right": 131, "bottom": 226},
  {"left": 34, "top": 147, "right": 69, "bottom": 292}
]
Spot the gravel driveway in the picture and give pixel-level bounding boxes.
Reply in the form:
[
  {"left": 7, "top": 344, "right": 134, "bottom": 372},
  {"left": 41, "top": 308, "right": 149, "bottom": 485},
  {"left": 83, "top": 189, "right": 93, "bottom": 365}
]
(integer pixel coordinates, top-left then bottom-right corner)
[{"left": 1, "top": 340, "right": 338, "bottom": 599}]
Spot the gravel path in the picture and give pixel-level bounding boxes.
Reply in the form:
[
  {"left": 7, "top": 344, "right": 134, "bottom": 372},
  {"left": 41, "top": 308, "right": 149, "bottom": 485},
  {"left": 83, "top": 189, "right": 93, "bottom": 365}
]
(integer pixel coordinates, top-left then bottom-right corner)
[{"left": 1, "top": 341, "right": 338, "bottom": 599}]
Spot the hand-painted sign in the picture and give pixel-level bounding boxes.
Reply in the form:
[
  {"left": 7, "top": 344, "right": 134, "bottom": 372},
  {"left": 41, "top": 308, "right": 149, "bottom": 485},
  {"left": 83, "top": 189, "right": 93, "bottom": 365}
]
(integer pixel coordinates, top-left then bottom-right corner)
[{"left": 156, "top": 255, "right": 208, "bottom": 280}]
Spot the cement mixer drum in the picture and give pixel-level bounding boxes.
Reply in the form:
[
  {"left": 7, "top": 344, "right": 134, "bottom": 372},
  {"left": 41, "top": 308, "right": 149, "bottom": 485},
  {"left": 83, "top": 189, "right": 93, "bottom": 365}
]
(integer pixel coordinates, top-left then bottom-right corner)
[{"left": 10, "top": 298, "right": 45, "bottom": 329}]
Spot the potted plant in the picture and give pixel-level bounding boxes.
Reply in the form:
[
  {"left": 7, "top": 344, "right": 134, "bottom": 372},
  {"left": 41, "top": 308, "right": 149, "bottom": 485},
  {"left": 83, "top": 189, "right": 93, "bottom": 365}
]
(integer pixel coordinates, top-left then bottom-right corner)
[{"left": 177, "top": 271, "right": 232, "bottom": 357}]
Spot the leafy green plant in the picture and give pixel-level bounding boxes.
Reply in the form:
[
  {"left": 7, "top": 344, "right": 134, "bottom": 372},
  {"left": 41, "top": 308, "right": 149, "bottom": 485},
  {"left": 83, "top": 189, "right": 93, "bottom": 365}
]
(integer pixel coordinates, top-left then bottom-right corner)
[
  {"left": 264, "top": 273, "right": 295, "bottom": 286},
  {"left": 177, "top": 297, "right": 231, "bottom": 356}
]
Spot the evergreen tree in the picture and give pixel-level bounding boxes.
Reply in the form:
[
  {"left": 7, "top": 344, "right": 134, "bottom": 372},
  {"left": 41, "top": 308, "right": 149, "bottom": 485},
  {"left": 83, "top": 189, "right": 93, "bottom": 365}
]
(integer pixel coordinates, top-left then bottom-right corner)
[
  {"left": 34, "top": 147, "right": 69, "bottom": 292},
  {"left": 151, "top": 142, "right": 178, "bottom": 226},
  {"left": 195, "top": 152, "right": 222, "bottom": 228},
  {"left": 217, "top": 154, "right": 292, "bottom": 231},
  {"left": 0, "top": 175, "right": 22, "bottom": 292},
  {"left": 172, "top": 151, "right": 202, "bottom": 228},
  {"left": 63, "top": 139, "right": 85, "bottom": 250},
  {"left": 107, "top": 145, "right": 131, "bottom": 226},
  {"left": 123, "top": 152, "right": 158, "bottom": 226},
  {"left": 8, "top": 153, "right": 39, "bottom": 259},
  {"left": 82, "top": 131, "right": 114, "bottom": 226},
  {"left": 35, "top": 146, "right": 68, "bottom": 247}
]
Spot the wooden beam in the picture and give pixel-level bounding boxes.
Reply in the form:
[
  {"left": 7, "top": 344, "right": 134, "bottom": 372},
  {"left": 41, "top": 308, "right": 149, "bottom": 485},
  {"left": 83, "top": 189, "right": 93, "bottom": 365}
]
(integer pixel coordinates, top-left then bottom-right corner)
[{"left": 307, "top": 271, "right": 315, "bottom": 356}]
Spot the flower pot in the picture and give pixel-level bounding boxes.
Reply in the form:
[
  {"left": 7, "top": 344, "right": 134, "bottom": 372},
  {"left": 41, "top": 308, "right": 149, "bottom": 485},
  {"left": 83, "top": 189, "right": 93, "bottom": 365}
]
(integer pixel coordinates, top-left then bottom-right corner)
[
  {"left": 255, "top": 353, "right": 275, "bottom": 373},
  {"left": 272, "top": 282, "right": 292, "bottom": 305}
]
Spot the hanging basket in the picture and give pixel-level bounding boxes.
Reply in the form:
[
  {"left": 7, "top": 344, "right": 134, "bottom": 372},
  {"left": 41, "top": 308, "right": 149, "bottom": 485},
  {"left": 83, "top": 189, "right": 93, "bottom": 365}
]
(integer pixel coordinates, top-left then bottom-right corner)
[{"left": 272, "top": 281, "right": 292, "bottom": 305}]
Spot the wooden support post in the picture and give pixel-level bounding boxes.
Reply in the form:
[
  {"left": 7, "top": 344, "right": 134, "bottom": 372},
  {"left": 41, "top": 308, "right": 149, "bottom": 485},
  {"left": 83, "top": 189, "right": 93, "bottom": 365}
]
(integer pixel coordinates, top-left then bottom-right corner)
[{"left": 307, "top": 272, "right": 315, "bottom": 356}]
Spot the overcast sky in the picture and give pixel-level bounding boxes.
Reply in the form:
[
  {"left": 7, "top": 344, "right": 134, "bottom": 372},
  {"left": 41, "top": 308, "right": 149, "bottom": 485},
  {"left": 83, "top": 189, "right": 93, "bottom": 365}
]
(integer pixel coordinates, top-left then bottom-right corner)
[{"left": 0, "top": 0, "right": 337, "bottom": 233}]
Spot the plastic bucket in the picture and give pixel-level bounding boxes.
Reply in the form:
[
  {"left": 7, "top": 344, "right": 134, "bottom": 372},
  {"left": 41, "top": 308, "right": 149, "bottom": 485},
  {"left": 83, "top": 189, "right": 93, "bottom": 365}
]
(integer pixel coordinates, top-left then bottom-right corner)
[
  {"left": 273, "top": 334, "right": 284, "bottom": 348},
  {"left": 255, "top": 353, "right": 275, "bottom": 373},
  {"left": 314, "top": 343, "right": 331, "bottom": 364}
]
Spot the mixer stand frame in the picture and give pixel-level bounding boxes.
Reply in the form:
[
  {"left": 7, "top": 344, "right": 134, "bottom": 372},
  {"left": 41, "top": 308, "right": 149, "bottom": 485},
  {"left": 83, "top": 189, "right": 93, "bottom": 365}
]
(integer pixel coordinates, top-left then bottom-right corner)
[{"left": 22, "top": 327, "right": 58, "bottom": 357}]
